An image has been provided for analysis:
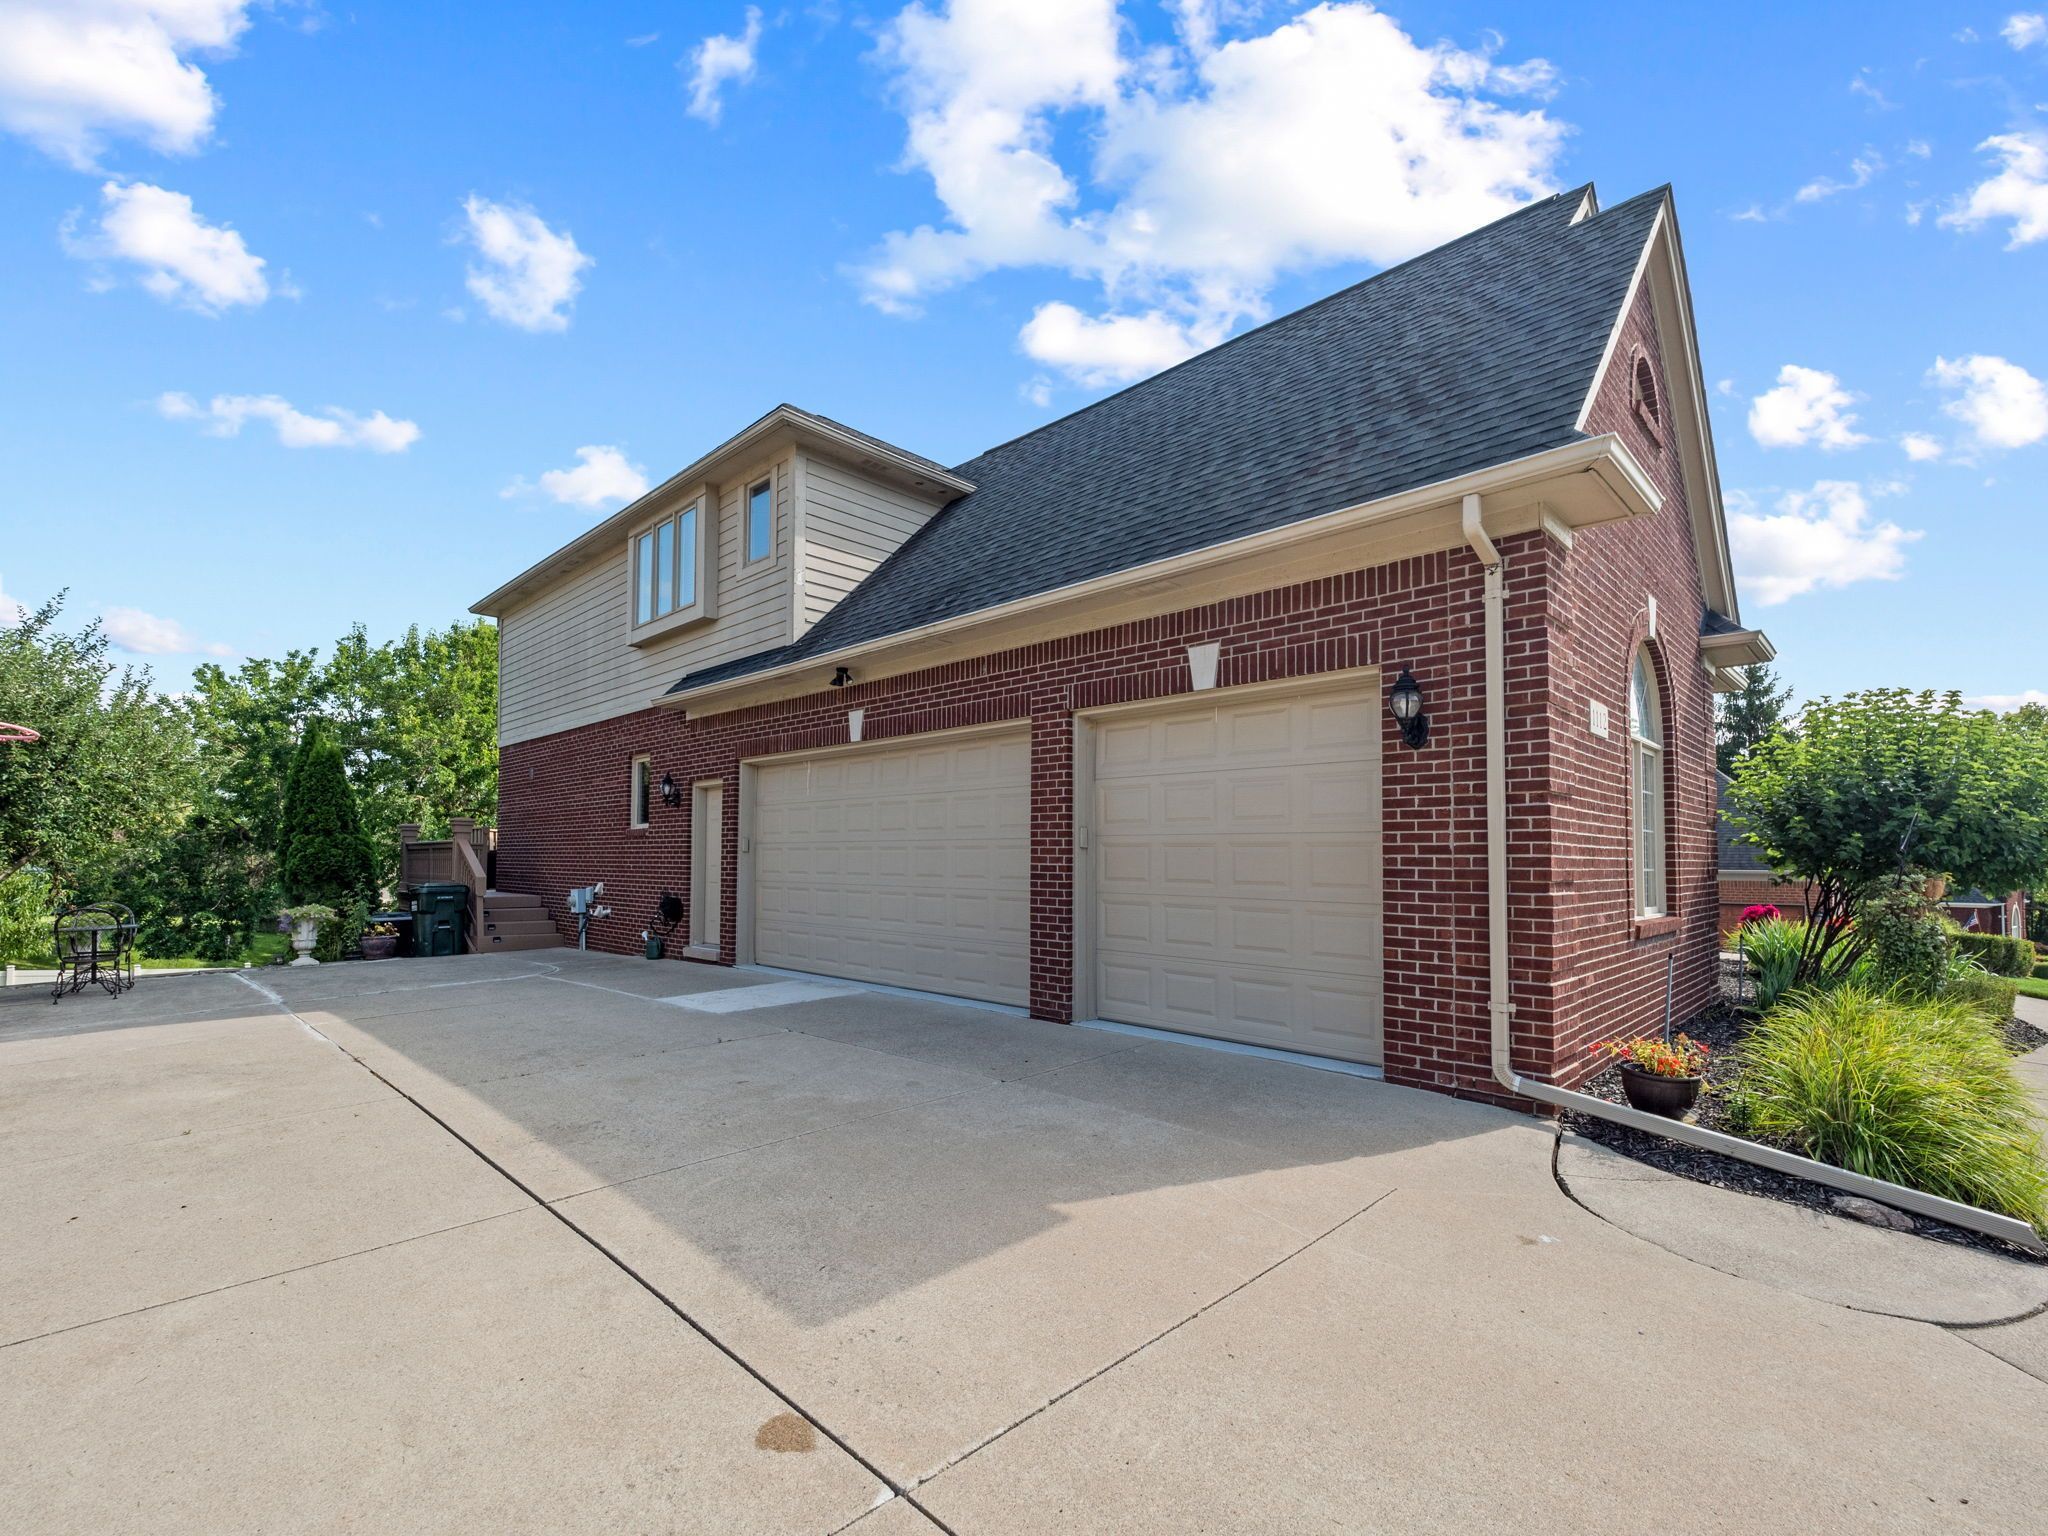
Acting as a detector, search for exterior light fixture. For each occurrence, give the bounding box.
[830,666,854,688]
[658,772,680,807]
[1388,668,1429,749]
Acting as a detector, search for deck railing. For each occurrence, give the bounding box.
[397,821,495,952]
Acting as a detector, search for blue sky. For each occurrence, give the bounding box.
[2,2,2044,712]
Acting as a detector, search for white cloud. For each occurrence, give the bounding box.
[63,180,268,314]
[2004,13,2047,48]
[684,6,763,124]
[100,606,231,657]
[1899,431,1944,461]
[1968,689,2048,710]
[859,1,1565,387]
[1746,364,1870,450]
[1794,149,1883,203]
[1931,353,2048,449]
[505,445,650,510]
[459,194,592,332]
[156,391,421,452]
[1018,301,1222,385]
[1941,132,2048,247]
[1728,480,1921,605]
[0,572,27,627]
[0,1,252,170]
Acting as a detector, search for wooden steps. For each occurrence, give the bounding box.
[477,891,562,953]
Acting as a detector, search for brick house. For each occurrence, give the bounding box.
[476,184,1773,1106]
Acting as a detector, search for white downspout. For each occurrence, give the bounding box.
[1460,493,2045,1254]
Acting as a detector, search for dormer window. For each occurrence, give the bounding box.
[629,493,715,643]
[746,479,774,564]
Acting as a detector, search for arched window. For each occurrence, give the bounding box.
[1631,353,1661,426]
[1629,646,1666,917]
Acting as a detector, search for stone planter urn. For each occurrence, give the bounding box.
[290,919,321,966]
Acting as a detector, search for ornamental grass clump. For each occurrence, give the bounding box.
[1730,986,2048,1231]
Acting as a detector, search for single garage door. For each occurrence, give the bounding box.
[751,729,1030,1006]
[1092,683,1384,1064]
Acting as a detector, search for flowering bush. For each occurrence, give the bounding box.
[1738,903,1781,927]
[1595,1034,1710,1079]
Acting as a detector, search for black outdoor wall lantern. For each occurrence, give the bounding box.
[830,666,854,688]
[658,772,681,807]
[1388,668,1430,749]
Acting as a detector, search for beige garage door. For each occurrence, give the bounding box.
[1092,683,1384,1064]
[751,729,1030,1006]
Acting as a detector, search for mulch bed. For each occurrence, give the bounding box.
[1559,996,2048,1264]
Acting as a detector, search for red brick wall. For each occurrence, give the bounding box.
[1535,286,1724,1086]
[1717,875,1810,939]
[497,286,1722,1107]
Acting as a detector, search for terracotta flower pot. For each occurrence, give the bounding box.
[1619,1063,1702,1119]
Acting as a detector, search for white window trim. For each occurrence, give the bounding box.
[627,485,718,647]
[629,754,652,829]
[742,475,775,568]
[1629,646,1667,919]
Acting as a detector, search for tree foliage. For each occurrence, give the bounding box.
[0,595,195,892]
[1715,663,1793,777]
[279,720,376,907]
[187,620,497,889]
[1725,689,2048,981]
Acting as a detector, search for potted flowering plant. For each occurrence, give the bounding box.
[360,921,400,961]
[278,904,338,966]
[1594,1033,1710,1118]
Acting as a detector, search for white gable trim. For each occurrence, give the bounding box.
[1573,196,1741,624]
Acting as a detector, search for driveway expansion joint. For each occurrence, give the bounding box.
[235,972,965,1536]
[907,1186,1398,1494]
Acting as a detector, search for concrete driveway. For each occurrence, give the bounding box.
[4,952,2046,1534]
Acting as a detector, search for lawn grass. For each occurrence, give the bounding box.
[137,931,292,970]
[2013,975,2048,1001]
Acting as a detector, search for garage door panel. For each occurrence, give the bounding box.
[753,731,1029,1007]
[1092,686,1382,1065]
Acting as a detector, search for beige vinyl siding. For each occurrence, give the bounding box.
[497,458,794,746]
[798,453,944,633]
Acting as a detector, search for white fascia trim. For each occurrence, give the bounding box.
[657,434,1660,713]
[471,406,972,617]
[1572,195,1741,624]
[1574,199,1664,436]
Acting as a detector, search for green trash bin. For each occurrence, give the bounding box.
[413,883,469,958]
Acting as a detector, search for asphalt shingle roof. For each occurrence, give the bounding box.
[670,184,1666,696]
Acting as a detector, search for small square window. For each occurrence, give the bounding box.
[629,755,651,828]
[747,479,773,563]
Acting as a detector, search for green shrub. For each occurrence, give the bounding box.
[280,723,375,909]
[1857,882,1951,997]
[0,867,59,966]
[1953,931,2034,977]
[1731,987,2048,1230]
[1945,966,2019,1024]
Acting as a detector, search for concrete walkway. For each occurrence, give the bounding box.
[4,954,2046,1533]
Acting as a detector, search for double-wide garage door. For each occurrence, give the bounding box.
[1092,684,1384,1065]
[751,731,1031,1006]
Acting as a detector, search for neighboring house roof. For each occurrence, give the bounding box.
[1716,772,1771,875]
[668,183,1668,698]
[1944,889,2004,907]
